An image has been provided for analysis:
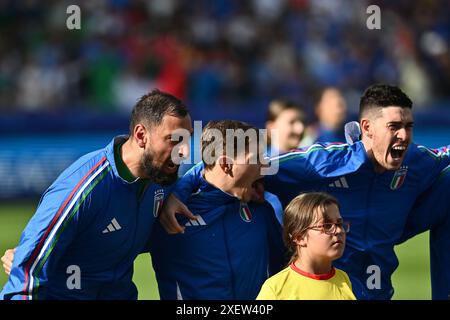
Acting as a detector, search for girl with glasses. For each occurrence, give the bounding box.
[257,192,355,300]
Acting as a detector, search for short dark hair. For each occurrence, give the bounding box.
[265,99,306,123]
[359,84,412,119]
[201,120,259,171]
[129,89,189,134]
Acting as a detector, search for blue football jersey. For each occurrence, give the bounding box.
[149,172,285,300]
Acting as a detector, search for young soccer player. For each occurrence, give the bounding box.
[257,192,355,300]
[149,120,285,300]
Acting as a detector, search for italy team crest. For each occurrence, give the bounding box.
[153,189,165,217]
[390,166,408,190]
[239,202,252,223]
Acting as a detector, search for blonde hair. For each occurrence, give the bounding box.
[283,192,340,265]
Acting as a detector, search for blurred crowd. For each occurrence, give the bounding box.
[0,0,449,114]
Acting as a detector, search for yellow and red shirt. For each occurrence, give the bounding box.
[256,264,356,300]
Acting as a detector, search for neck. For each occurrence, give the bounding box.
[274,143,289,154]
[203,168,241,199]
[361,137,386,174]
[321,121,339,132]
[121,138,145,179]
[294,253,333,275]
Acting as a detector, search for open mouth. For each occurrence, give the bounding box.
[390,145,407,161]
[250,179,265,202]
[164,161,178,173]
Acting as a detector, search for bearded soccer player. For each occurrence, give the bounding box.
[162,84,450,300]
[0,90,193,300]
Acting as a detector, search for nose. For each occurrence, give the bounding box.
[396,127,409,142]
[334,224,345,235]
[293,121,305,135]
[178,143,190,159]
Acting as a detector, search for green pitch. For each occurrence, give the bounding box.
[0,202,431,299]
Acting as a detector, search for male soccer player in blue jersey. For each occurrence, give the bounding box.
[149,120,285,300]
[0,89,193,300]
[161,84,450,300]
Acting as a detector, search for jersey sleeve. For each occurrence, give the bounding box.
[399,168,450,299]
[264,144,359,206]
[264,149,315,189]
[416,144,450,192]
[398,145,450,241]
[256,280,277,300]
[171,162,204,203]
[0,176,95,300]
[399,168,450,243]
[263,193,286,275]
[430,208,450,300]
[342,270,354,290]
[432,145,450,158]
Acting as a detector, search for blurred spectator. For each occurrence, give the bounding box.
[113,61,155,113]
[265,99,307,156]
[302,87,348,145]
[16,53,70,110]
[0,0,449,112]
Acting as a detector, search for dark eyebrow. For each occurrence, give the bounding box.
[168,131,194,140]
[387,121,414,126]
[171,129,194,135]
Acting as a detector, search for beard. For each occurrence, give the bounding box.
[141,148,179,186]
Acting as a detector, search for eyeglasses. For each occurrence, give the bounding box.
[304,221,350,235]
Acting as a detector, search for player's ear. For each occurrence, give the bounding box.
[218,155,234,176]
[360,118,372,139]
[265,121,274,131]
[134,124,148,148]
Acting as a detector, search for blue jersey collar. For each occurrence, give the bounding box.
[351,141,372,168]
[191,171,244,207]
[105,135,140,184]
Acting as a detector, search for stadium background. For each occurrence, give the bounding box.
[1,0,450,299]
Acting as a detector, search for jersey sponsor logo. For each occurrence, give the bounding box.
[153,189,165,217]
[185,215,207,227]
[328,176,349,188]
[102,217,122,234]
[390,166,408,190]
[239,202,252,222]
